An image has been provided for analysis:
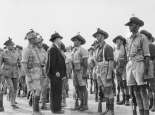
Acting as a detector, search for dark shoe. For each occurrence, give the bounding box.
[40,103,48,110]
[29,96,33,106]
[144,110,149,115]
[95,96,98,102]
[117,100,125,105]
[133,110,137,115]
[0,107,4,112]
[102,99,109,115]
[125,95,130,106]
[11,105,19,109]
[74,99,79,110]
[33,96,40,113]
[150,97,155,112]
[53,110,64,114]
[116,94,120,103]
[79,106,88,111]
[117,94,125,105]
[139,109,144,115]
[98,101,102,112]
[109,98,114,115]
[32,111,42,115]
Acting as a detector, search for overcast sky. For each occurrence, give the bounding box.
[0,0,155,48]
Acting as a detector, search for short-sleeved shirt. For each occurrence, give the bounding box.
[126,32,150,61]
[95,43,114,62]
[72,46,88,64]
[0,49,20,78]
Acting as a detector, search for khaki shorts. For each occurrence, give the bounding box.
[126,60,145,86]
[73,70,86,86]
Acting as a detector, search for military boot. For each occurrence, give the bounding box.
[116,94,120,103]
[102,99,109,115]
[0,93,4,112]
[125,95,130,106]
[139,109,144,115]
[32,96,42,115]
[117,94,125,105]
[29,93,33,107]
[144,110,149,115]
[132,99,137,115]
[61,98,66,107]
[80,93,88,111]
[40,102,47,110]
[74,99,79,110]
[108,98,114,115]
[149,97,153,109]
[98,100,102,113]
[150,93,155,112]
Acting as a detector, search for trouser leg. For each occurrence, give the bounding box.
[40,87,47,110]
[150,92,155,112]
[0,92,4,112]
[74,86,80,110]
[32,89,42,115]
[79,86,88,111]
[12,78,18,104]
[50,79,62,112]
[94,80,98,102]
[116,83,120,103]
[140,85,149,115]
[133,86,144,115]
[102,98,110,115]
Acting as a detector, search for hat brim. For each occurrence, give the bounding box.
[50,36,63,42]
[71,37,86,45]
[125,21,132,26]
[93,32,108,39]
[125,21,144,27]
[4,42,15,46]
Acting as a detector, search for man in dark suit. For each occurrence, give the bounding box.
[46,32,66,114]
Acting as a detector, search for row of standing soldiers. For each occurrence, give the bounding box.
[0,16,155,115]
[0,31,51,115]
[87,16,155,115]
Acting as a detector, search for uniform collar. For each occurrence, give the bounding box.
[130,32,140,39]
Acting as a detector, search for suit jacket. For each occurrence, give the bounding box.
[46,44,66,80]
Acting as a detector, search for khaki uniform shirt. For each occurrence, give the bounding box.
[126,32,150,61]
[72,46,88,86]
[0,48,20,78]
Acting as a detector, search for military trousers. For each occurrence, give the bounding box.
[5,77,18,105]
[49,77,62,112]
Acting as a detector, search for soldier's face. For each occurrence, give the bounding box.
[73,39,80,47]
[7,45,14,50]
[96,34,104,42]
[129,23,140,33]
[37,42,43,48]
[55,38,62,47]
[116,39,122,46]
[29,38,37,45]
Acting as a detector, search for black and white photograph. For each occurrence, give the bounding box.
[0,0,155,115]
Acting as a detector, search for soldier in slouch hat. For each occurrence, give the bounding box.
[125,17,150,115]
[93,28,115,115]
[71,33,89,111]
